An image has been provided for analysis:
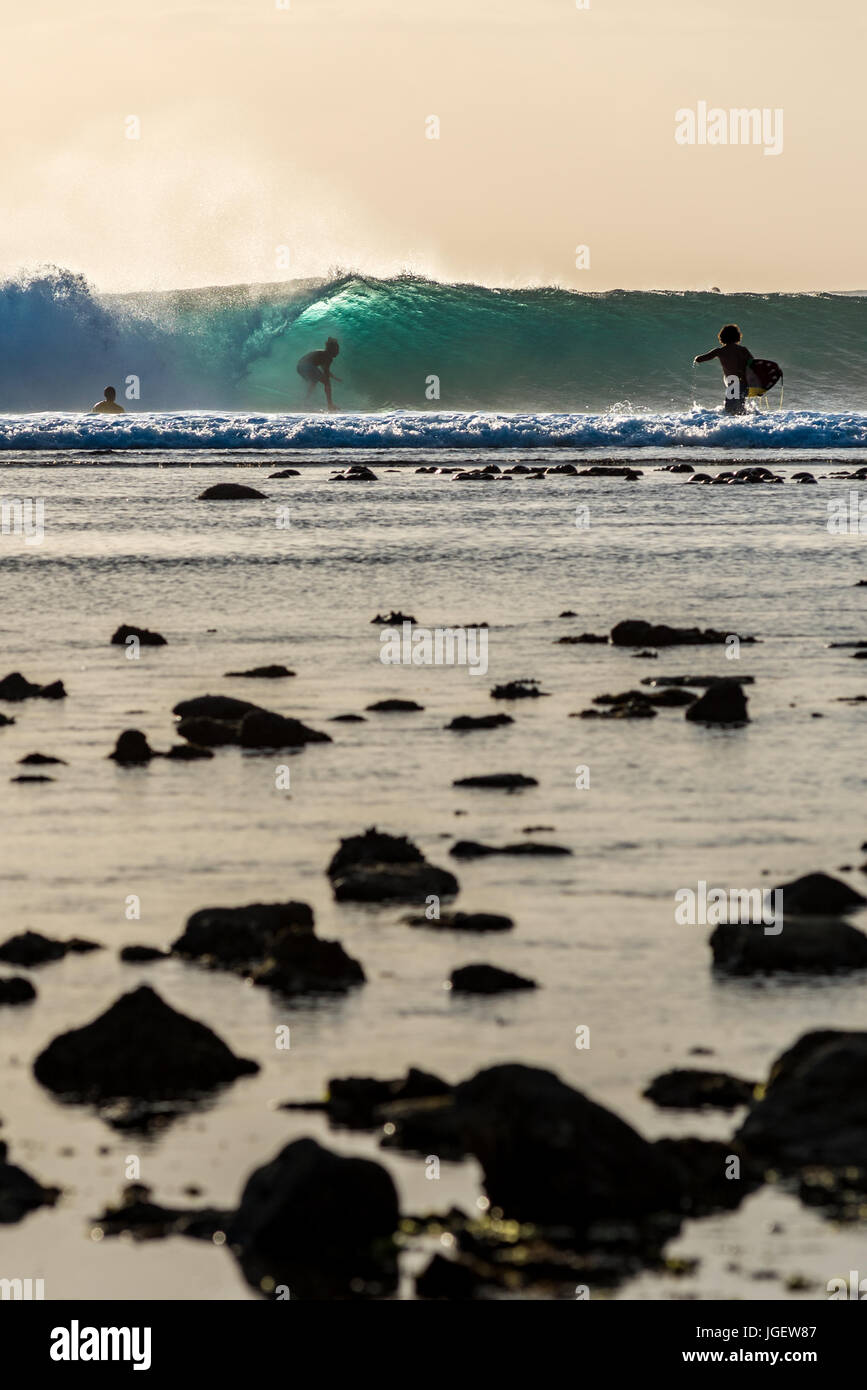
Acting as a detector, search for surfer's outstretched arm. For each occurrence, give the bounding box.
[693,348,721,365]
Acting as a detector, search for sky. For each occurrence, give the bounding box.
[1,0,863,293]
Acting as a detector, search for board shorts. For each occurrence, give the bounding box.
[297,361,325,384]
[724,394,746,415]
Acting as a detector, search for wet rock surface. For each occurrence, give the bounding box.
[684,679,749,724]
[446,713,513,731]
[403,910,514,932]
[710,915,867,974]
[449,964,537,994]
[110,624,167,647]
[33,985,259,1102]
[610,620,755,648]
[109,729,158,764]
[327,827,459,903]
[229,1137,399,1298]
[0,1141,60,1223]
[450,838,571,858]
[453,772,537,789]
[0,931,102,967]
[0,672,66,701]
[198,482,267,500]
[0,976,37,1004]
[225,664,295,679]
[643,1068,757,1111]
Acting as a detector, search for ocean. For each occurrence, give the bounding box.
[2,272,867,1300]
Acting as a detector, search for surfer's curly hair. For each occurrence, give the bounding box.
[718,324,742,344]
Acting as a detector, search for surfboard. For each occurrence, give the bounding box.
[746,359,783,398]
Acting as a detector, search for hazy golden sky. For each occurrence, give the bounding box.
[2,0,863,292]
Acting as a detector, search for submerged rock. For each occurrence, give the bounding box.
[371,611,416,625]
[449,964,537,994]
[173,697,330,751]
[643,1069,757,1111]
[225,665,295,679]
[684,679,749,724]
[327,827,459,903]
[229,1137,399,1299]
[556,632,609,644]
[164,743,214,760]
[655,1137,763,1216]
[737,1030,867,1166]
[0,1141,60,1223]
[331,466,378,482]
[90,1183,227,1241]
[403,910,514,932]
[33,985,259,1101]
[450,839,571,859]
[0,976,37,1005]
[198,482,267,500]
[175,716,241,747]
[610,620,755,648]
[110,624,167,647]
[453,773,537,789]
[119,946,169,963]
[268,468,301,478]
[0,931,101,967]
[366,699,424,712]
[446,713,513,731]
[173,694,261,721]
[18,752,67,765]
[490,679,549,700]
[238,709,331,749]
[282,1067,451,1130]
[0,672,66,701]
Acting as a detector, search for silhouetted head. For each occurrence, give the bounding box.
[718,324,741,345]
[325,337,339,359]
[104,386,117,401]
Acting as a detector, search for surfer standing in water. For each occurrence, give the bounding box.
[89,385,125,415]
[296,337,341,410]
[693,324,753,414]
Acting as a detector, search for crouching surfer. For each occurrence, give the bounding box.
[296,337,341,410]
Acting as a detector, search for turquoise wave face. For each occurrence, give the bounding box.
[1,267,865,413]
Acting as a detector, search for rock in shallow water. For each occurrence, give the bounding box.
[0,976,37,1005]
[684,679,749,724]
[198,482,267,500]
[0,931,101,967]
[33,985,259,1101]
[110,624,167,647]
[643,1068,757,1111]
[0,672,66,701]
[710,914,867,974]
[327,827,459,903]
[0,1141,60,1223]
[737,1030,867,1166]
[229,1137,399,1299]
[449,964,537,994]
[610,620,756,648]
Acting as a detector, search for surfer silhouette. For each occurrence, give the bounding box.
[89,386,125,415]
[296,338,340,410]
[693,324,753,414]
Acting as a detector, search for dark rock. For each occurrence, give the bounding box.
[576,702,656,719]
[119,946,170,963]
[172,902,315,967]
[285,1068,451,1131]
[33,985,259,1101]
[331,466,378,481]
[0,1141,60,1223]
[238,708,331,749]
[229,1137,399,1299]
[446,713,513,731]
[268,468,301,478]
[792,472,817,484]
[0,977,37,1005]
[164,743,214,760]
[329,713,367,722]
[490,679,549,700]
[576,466,642,479]
[643,1069,756,1111]
[684,679,749,724]
[249,933,365,997]
[710,915,867,975]
[371,611,416,625]
[453,773,537,789]
[0,672,66,701]
[737,1031,867,1166]
[559,609,577,617]
[655,1138,762,1215]
[173,694,261,721]
[452,1065,684,1229]
[641,674,754,688]
[110,625,167,647]
[366,699,424,712]
[0,931,102,967]
[403,910,514,932]
[611,621,755,648]
[328,827,459,903]
[0,713,14,726]
[109,729,157,764]
[777,871,866,916]
[557,632,609,644]
[450,839,571,859]
[225,665,295,679]
[90,1183,228,1241]
[11,774,55,783]
[176,716,241,747]
[449,964,537,994]
[18,752,67,765]
[198,483,267,500]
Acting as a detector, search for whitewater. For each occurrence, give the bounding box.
[1,268,866,451]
